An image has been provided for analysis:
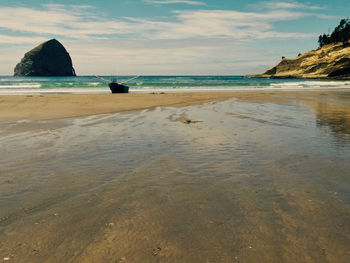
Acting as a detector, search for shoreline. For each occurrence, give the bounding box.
[245,75,350,80]
[1,90,350,122]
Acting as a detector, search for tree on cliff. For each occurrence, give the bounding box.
[318,18,350,47]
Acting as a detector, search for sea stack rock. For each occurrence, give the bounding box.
[14,39,76,76]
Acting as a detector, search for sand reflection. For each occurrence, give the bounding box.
[302,94,350,143]
[0,91,350,262]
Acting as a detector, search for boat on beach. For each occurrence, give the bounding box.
[108,78,129,93]
[95,75,139,94]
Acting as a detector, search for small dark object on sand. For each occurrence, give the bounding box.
[152,247,162,256]
[182,119,202,124]
[109,78,129,93]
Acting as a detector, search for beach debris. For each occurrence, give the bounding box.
[182,119,202,124]
[117,256,127,262]
[34,219,46,225]
[152,247,162,256]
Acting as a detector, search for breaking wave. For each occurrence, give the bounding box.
[0,76,349,94]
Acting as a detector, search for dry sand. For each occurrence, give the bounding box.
[1,90,350,121]
[0,93,237,121]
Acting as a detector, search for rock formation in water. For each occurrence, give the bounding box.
[14,39,76,76]
[246,41,350,79]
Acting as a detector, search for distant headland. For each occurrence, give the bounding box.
[247,19,350,79]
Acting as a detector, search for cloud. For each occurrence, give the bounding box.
[144,0,207,6]
[0,36,303,75]
[0,35,46,44]
[260,1,324,10]
[0,5,136,41]
[142,9,316,39]
[0,4,331,43]
[65,38,278,75]
[0,3,334,74]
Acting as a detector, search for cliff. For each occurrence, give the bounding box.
[247,41,350,79]
[14,39,76,76]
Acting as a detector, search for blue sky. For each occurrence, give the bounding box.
[0,0,348,75]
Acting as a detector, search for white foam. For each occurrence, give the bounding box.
[0,84,41,88]
[0,80,349,95]
[270,80,350,89]
[0,88,110,95]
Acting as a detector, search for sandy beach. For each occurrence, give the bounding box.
[1,90,350,121]
[0,90,350,262]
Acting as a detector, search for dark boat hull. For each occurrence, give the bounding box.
[108,83,129,93]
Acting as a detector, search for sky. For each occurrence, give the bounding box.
[0,0,349,75]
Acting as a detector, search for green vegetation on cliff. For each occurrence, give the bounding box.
[318,18,350,47]
[246,19,350,79]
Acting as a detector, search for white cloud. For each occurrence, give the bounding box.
[261,1,324,10]
[0,4,329,43]
[0,3,334,74]
[65,38,276,75]
[0,35,46,44]
[144,0,207,6]
[0,5,135,40]
[159,9,310,39]
[0,36,314,75]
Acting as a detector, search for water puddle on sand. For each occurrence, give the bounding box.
[0,94,350,263]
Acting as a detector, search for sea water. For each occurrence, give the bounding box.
[0,75,350,94]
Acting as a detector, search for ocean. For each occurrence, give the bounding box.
[1,75,350,94]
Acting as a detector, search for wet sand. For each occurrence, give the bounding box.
[0,90,350,262]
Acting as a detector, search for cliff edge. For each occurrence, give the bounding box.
[246,41,350,79]
[14,39,76,77]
